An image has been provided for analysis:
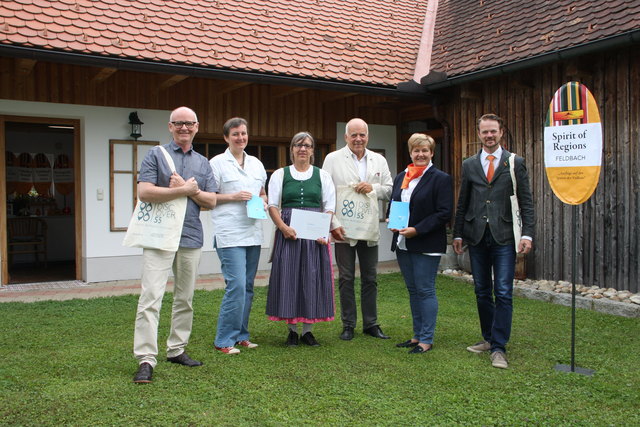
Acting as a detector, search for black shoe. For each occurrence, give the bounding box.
[363,326,390,339]
[167,352,203,367]
[133,362,153,383]
[300,332,320,347]
[340,326,354,341]
[396,339,419,348]
[409,344,433,354]
[286,330,299,346]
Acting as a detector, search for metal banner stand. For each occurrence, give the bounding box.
[554,205,595,376]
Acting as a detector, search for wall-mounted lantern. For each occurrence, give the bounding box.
[129,112,143,140]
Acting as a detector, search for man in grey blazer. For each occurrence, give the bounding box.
[453,114,534,369]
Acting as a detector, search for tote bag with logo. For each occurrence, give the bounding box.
[123,146,188,252]
[509,153,523,251]
[335,185,380,242]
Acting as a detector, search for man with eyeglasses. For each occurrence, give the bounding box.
[133,106,217,383]
[322,118,393,341]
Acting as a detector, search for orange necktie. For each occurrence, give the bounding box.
[486,155,495,182]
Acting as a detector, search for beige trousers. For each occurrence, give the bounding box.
[133,247,202,367]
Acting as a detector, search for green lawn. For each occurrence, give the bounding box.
[1,273,638,426]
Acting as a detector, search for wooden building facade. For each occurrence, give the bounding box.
[0,55,436,285]
[439,45,640,293]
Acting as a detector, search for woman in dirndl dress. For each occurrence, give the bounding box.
[266,132,336,346]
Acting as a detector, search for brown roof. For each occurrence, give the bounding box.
[2,1,639,90]
[429,0,640,79]
[0,0,427,87]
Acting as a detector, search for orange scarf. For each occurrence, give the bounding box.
[401,164,427,189]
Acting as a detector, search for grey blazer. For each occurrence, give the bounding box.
[453,148,534,246]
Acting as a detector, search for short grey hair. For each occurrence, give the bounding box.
[289,131,315,164]
[345,118,368,136]
[169,106,198,123]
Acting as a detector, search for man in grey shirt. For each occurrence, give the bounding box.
[133,106,217,384]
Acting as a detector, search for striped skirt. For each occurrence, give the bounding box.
[266,207,335,323]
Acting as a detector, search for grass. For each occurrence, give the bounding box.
[1,272,638,426]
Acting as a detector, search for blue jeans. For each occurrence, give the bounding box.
[468,229,516,353]
[214,245,261,348]
[396,250,440,344]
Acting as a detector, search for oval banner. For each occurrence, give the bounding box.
[544,81,602,205]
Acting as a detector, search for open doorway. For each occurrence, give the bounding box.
[3,118,79,284]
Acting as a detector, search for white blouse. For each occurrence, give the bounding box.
[209,149,267,248]
[268,166,336,213]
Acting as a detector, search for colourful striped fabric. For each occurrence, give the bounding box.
[546,81,590,126]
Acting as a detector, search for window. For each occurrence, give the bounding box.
[109,139,157,231]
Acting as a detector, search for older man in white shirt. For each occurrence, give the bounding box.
[322,118,393,341]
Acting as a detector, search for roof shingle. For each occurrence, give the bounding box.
[0,0,427,86]
[429,0,640,79]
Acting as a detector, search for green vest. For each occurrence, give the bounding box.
[282,166,322,208]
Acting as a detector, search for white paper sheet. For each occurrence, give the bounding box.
[289,209,331,241]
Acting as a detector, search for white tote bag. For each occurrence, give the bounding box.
[335,185,380,242]
[509,153,523,251]
[122,146,188,252]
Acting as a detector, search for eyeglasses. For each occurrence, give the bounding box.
[293,143,313,149]
[171,121,197,129]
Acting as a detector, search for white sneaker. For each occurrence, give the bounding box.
[490,351,508,369]
[466,340,491,353]
[236,340,258,349]
[215,346,240,354]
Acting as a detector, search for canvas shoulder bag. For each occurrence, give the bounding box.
[509,153,523,251]
[122,146,188,252]
[335,185,380,242]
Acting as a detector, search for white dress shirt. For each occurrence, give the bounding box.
[348,147,368,182]
[481,146,503,178]
[209,149,267,248]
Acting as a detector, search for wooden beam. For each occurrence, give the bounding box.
[15,58,36,75]
[211,80,252,95]
[270,86,307,99]
[319,91,357,103]
[459,84,482,99]
[157,74,188,91]
[92,67,117,83]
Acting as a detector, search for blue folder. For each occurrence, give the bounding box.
[387,201,409,229]
[247,195,267,219]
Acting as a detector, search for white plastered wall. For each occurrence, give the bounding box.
[0,100,398,283]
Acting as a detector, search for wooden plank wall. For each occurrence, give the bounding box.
[444,46,640,292]
[0,57,401,143]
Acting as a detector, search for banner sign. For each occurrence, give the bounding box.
[544,82,602,205]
